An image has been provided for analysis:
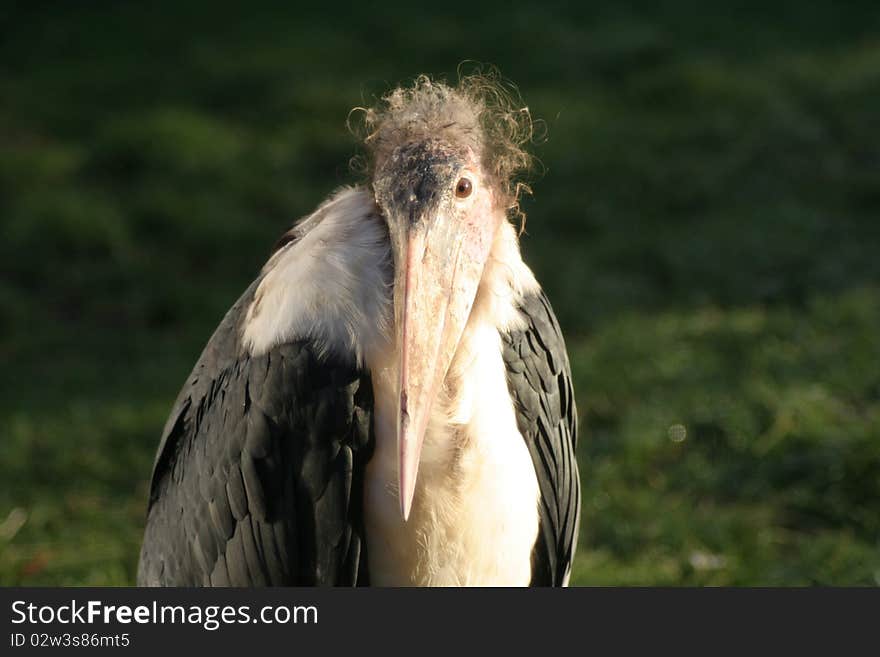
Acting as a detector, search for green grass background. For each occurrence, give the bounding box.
[1,0,879,585]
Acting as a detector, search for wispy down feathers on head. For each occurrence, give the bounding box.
[350,71,537,222]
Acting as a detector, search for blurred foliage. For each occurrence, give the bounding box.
[1,0,879,585]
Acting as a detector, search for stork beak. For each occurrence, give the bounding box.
[393,204,497,520]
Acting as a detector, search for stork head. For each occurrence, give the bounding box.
[359,74,533,520]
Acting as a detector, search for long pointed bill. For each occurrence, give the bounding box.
[394,207,497,520]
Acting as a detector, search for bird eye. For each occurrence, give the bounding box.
[455,177,473,199]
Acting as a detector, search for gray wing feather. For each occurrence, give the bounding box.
[502,290,581,586]
[138,282,373,586]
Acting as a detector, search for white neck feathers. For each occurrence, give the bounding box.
[241,185,539,363]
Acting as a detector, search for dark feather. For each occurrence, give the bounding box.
[137,282,373,586]
[503,289,581,586]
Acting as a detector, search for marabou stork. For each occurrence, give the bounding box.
[138,75,580,586]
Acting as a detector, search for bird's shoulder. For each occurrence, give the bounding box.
[147,275,371,506]
[140,275,374,585]
[149,187,387,494]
